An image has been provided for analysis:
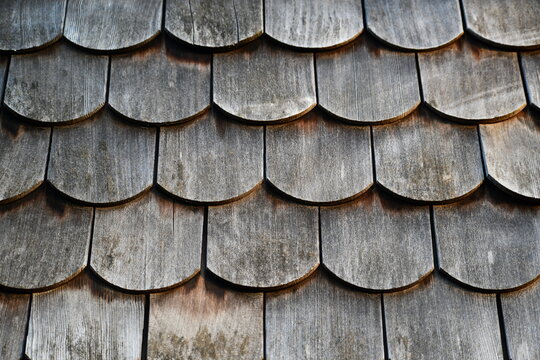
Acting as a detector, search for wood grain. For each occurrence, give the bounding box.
[4,41,108,124]
[148,275,264,360]
[165,0,263,50]
[521,51,540,111]
[64,0,162,51]
[48,109,156,205]
[463,0,540,49]
[317,36,420,123]
[213,39,316,123]
[92,190,203,292]
[265,0,363,49]
[0,112,50,204]
[365,0,463,51]
[109,38,211,124]
[419,38,526,123]
[207,186,319,289]
[266,270,383,360]
[0,0,65,52]
[26,272,145,360]
[384,273,503,360]
[435,185,540,291]
[480,109,540,201]
[0,292,30,360]
[158,109,264,203]
[266,111,372,204]
[373,108,484,203]
[501,280,540,360]
[321,188,433,291]
[0,188,92,290]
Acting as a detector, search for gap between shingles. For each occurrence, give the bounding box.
[380,294,391,360]
[21,295,33,360]
[140,294,151,360]
[232,0,240,43]
[496,294,512,360]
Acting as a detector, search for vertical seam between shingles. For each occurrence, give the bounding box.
[370,126,377,183]
[476,124,488,179]
[141,294,151,360]
[517,52,532,105]
[318,206,322,264]
[457,0,468,32]
[414,53,425,103]
[21,295,33,360]
[153,127,160,186]
[263,125,267,180]
[232,0,240,43]
[1,56,10,102]
[86,207,96,266]
[380,294,391,360]
[201,206,208,275]
[262,292,267,360]
[61,0,69,33]
[496,294,512,360]
[313,53,319,104]
[161,0,167,31]
[429,205,440,270]
[187,0,195,44]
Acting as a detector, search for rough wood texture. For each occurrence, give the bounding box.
[266,111,372,204]
[265,0,363,49]
[435,185,540,291]
[4,41,108,124]
[321,188,433,291]
[165,0,263,49]
[373,108,484,203]
[0,0,65,52]
[27,272,145,360]
[0,188,92,290]
[213,39,316,123]
[463,0,540,49]
[521,51,540,111]
[92,190,203,291]
[365,0,463,50]
[384,273,503,360]
[419,38,526,123]
[207,186,319,289]
[266,270,383,360]
[158,110,263,204]
[480,109,540,201]
[109,38,211,124]
[48,109,156,205]
[148,275,264,360]
[64,0,162,51]
[317,37,420,123]
[501,280,540,360]
[0,112,50,204]
[0,293,30,360]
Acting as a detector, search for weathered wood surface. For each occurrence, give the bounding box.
[435,185,540,291]
[266,111,372,204]
[26,272,145,360]
[64,0,162,51]
[213,39,316,123]
[419,38,526,123]
[265,0,363,49]
[364,0,463,50]
[48,109,156,205]
[266,270,383,360]
[521,52,540,111]
[109,38,211,124]
[0,112,50,204]
[501,281,540,360]
[0,188,92,290]
[148,275,264,360]
[4,41,108,124]
[0,293,30,360]
[317,37,420,123]
[373,108,484,203]
[480,109,540,201]
[158,110,264,203]
[165,0,263,50]
[92,191,203,291]
[384,273,503,360]
[207,186,319,289]
[0,0,65,52]
[463,0,540,49]
[321,188,432,290]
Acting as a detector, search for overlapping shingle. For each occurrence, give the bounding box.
[0,0,65,53]
[0,188,92,291]
[316,36,420,124]
[265,0,363,50]
[266,111,372,204]
[213,39,316,123]
[4,41,108,124]
[165,0,263,50]
[91,190,203,292]
[365,0,463,51]
[64,0,162,52]
[419,37,526,123]
[321,188,433,291]
[521,51,540,110]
